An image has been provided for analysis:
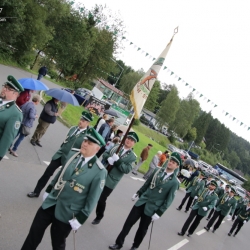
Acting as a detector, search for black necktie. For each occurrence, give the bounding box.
[75,157,85,171]
[160,172,167,181]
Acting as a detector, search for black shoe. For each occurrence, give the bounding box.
[30,141,36,146]
[204,226,210,231]
[187,233,192,237]
[206,217,210,221]
[178,232,185,236]
[233,234,236,237]
[36,141,42,147]
[27,192,39,198]
[132,172,137,175]
[92,219,101,225]
[130,247,137,250]
[176,208,181,211]
[212,229,215,233]
[109,244,122,250]
[228,233,232,236]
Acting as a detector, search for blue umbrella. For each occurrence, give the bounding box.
[45,88,79,106]
[18,78,49,90]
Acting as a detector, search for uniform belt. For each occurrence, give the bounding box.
[239,214,247,219]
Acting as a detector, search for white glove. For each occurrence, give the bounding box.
[69,218,81,230]
[152,213,160,222]
[194,196,198,200]
[112,153,120,162]
[227,214,232,220]
[243,220,247,224]
[43,192,49,201]
[131,193,139,201]
[202,207,207,211]
[107,157,114,165]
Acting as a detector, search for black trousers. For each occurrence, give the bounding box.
[207,210,225,230]
[208,208,215,219]
[21,206,72,250]
[95,185,113,220]
[116,204,152,248]
[34,157,62,195]
[178,192,193,211]
[181,208,204,234]
[229,218,244,235]
[232,207,240,220]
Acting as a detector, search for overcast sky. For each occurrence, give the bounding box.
[80,0,250,142]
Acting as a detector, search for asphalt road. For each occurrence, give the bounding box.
[0,65,249,250]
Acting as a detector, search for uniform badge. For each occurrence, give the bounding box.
[15,121,21,130]
[100,180,105,190]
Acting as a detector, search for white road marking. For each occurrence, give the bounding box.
[168,239,189,250]
[130,176,145,182]
[196,229,206,235]
[43,161,50,166]
[3,155,9,160]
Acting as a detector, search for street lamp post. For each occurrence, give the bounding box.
[110,58,124,87]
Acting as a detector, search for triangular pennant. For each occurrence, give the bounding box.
[199,94,203,98]
[152,57,156,61]
[185,83,189,86]
[229,115,232,119]
[163,66,167,70]
[225,112,229,116]
[170,71,174,75]
[167,69,170,73]
[207,99,210,103]
[240,122,243,126]
[248,127,250,131]
[233,117,236,121]
[214,104,217,108]
[174,75,178,79]
[192,88,196,92]
[244,124,247,128]
[182,80,185,83]
[130,42,133,45]
[149,55,152,59]
[122,36,126,40]
[178,77,181,81]
[146,53,149,57]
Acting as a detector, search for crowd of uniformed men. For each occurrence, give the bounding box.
[0,75,249,250]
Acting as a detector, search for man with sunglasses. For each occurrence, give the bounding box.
[0,75,24,162]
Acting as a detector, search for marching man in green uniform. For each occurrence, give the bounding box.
[0,75,24,162]
[92,131,139,225]
[109,152,181,250]
[176,171,206,213]
[228,199,250,236]
[232,194,249,220]
[21,128,107,250]
[178,180,218,237]
[27,111,93,198]
[205,187,237,233]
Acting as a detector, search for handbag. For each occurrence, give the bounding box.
[21,124,31,136]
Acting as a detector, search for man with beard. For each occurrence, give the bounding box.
[0,75,24,162]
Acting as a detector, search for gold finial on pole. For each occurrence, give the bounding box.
[174,26,179,35]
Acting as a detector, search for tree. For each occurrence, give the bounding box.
[144,80,160,112]
[156,85,180,127]
[228,150,241,169]
[184,127,197,142]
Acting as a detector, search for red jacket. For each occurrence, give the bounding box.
[16,90,31,107]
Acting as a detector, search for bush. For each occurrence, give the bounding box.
[159,140,166,147]
[169,134,176,143]
[133,119,140,126]
[49,70,58,79]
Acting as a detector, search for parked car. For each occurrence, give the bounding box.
[198,160,213,173]
[180,150,191,158]
[235,186,246,198]
[168,144,178,152]
[229,179,237,185]
[187,150,199,160]
[64,88,93,105]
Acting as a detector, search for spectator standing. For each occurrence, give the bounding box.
[30,97,59,147]
[109,124,118,140]
[10,94,40,157]
[143,151,162,180]
[16,88,34,107]
[98,118,114,143]
[132,144,153,175]
[158,150,169,168]
[94,114,108,131]
[37,65,48,80]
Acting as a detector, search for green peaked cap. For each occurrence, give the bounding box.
[230,187,237,194]
[127,131,139,143]
[210,180,218,187]
[81,111,93,122]
[84,128,105,146]
[6,75,24,92]
[170,152,182,166]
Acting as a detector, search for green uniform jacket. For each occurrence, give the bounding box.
[192,188,218,216]
[236,197,248,210]
[43,149,107,224]
[186,177,205,198]
[135,167,179,217]
[52,126,88,166]
[236,205,250,222]
[216,193,237,216]
[103,145,136,190]
[216,187,224,199]
[0,101,22,157]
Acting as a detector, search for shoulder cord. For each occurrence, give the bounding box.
[54,151,80,199]
[150,168,162,189]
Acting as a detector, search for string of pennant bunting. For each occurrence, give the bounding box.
[119,36,250,131]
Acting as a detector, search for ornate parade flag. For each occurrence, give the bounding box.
[130,28,178,119]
